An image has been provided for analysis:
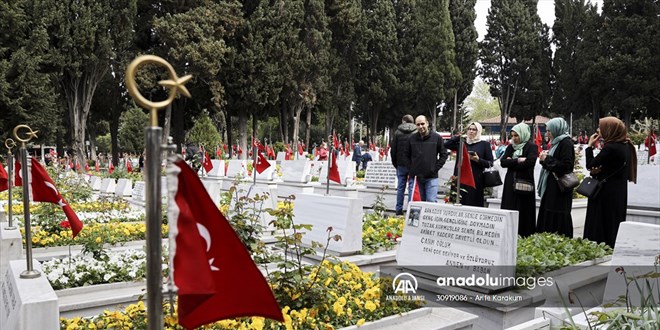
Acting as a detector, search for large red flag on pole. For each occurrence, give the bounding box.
[30,158,83,237]
[459,144,476,189]
[168,158,283,330]
[109,161,115,174]
[255,152,271,174]
[0,162,8,192]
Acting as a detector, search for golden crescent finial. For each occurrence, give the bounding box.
[12,125,38,146]
[125,55,192,127]
[5,138,17,152]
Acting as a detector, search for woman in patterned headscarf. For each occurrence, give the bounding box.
[536,118,575,238]
[583,117,637,247]
[500,123,538,237]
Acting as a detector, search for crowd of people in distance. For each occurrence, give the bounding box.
[390,114,648,248]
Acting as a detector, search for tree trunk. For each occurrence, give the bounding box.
[225,111,233,151]
[238,111,248,160]
[305,106,312,152]
[325,111,334,141]
[88,129,97,161]
[162,103,171,142]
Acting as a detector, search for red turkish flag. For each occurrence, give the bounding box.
[333,133,339,149]
[126,160,132,173]
[202,152,214,173]
[285,144,292,160]
[14,159,22,186]
[535,127,543,154]
[109,161,115,174]
[328,152,341,184]
[85,163,89,172]
[75,161,80,172]
[411,176,422,202]
[459,144,476,189]
[0,162,8,192]
[168,159,283,329]
[95,162,100,172]
[255,152,271,174]
[298,144,303,156]
[30,158,83,237]
[215,146,222,158]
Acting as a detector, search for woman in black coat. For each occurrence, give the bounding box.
[501,123,538,237]
[536,118,575,237]
[444,122,494,207]
[583,117,637,248]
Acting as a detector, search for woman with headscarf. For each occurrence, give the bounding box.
[500,123,538,237]
[444,122,494,206]
[536,118,575,237]
[583,117,637,248]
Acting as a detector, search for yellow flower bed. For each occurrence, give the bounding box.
[5,200,129,215]
[26,222,167,248]
[60,261,422,329]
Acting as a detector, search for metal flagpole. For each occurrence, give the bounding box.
[5,139,17,230]
[13,125,40,278]
[455,137,464,206]
[126,55,192,330]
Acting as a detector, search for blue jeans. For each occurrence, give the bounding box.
[410,177,439,202]
[396,166,414,213]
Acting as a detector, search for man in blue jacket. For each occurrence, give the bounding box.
[405,115,449,202]
[352,141,363,172]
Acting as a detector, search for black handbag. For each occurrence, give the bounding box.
[553,172,580,192]
[576,162,626,198]
[576,177,601,198]
[483,167,503,187]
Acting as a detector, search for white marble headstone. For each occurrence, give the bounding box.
[89,176,101,191]
[318,159,355,185]
[132,181,146,201]
[276,152,286,162]
[603,222,660,306]
[0,260,59,330]
[293,193,363,255]
[225,160,247,179]
[207,159,225,177]
[363,161,397,188]
[250,160,276,181]
[99,178,117,194]
[114,178,133,196]
[281,160,312,183]
[202,180,223,206]
[397,202,519,278]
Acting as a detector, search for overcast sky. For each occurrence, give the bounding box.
[475,0,604,41]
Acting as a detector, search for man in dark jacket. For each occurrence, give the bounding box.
[390,114,417,215]
[405,115,449,202]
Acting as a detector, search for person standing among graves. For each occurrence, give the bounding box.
[645,127,656,162]
[444,122,494,207]
[583,117,637,248]
[405,115,449,203]
[352,141,363,172]
[536,117,575,238]
[500,123,538,237]
[390,114,417,215]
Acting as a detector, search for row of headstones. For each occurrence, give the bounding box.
[86,175,149,202]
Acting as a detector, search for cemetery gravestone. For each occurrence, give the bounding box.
[318,159,355,185]
[603,222,660,306]
[89,176,101,191]
[251,160,276,181]
[99,178,117,194]
[281,160,312,183]
[132,181,146,202]
[115,178,133,196]
[363,161,397,188]
[1,260,59,330]
[276,152,286,162]
[293,193,362,255]
[207,159,225,177]
[225,160,247,179]
[397,202,519,280]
